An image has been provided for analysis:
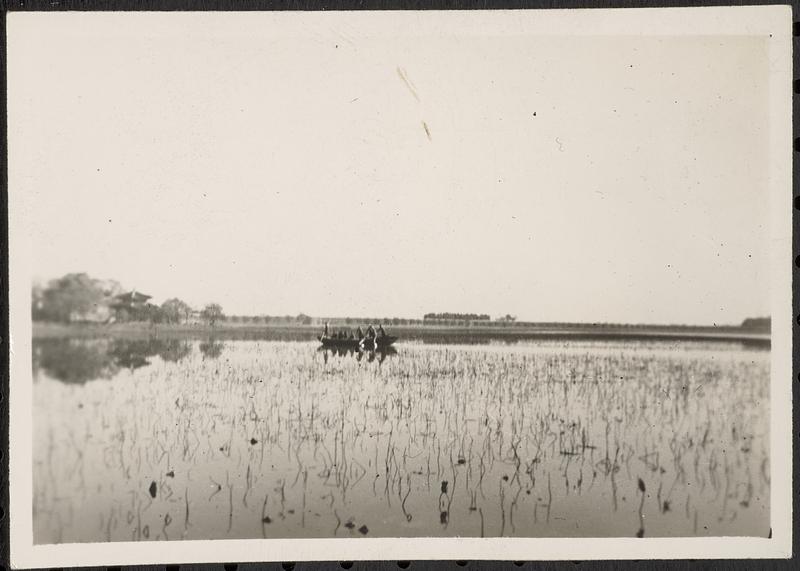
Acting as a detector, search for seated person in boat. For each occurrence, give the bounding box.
[366,325,376,339]
[356,326,364,339]
[378,324,386,337]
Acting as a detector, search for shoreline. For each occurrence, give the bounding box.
[32,321,771,347]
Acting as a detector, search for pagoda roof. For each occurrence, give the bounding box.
[113,291,152,303]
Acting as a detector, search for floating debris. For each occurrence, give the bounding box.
[148,481,157,498]
[358,525,369,535]
[166,470,175,478]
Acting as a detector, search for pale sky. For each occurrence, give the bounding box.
[9,13,772,325]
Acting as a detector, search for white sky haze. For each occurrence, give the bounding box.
[9,13,772,325]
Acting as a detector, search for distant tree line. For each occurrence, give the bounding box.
[34,272,769,333]
[424,312,491,321]
[224,313,313,325]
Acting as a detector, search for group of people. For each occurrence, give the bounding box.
[322,322,387,340]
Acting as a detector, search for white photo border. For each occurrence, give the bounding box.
[6,6,793,567]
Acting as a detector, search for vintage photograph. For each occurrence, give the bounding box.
[7,6,792,566]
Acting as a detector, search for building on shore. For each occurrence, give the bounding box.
[110,290,152,322]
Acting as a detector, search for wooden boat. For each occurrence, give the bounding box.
[318,335,398,349]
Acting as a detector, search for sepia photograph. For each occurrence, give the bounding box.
[6,5,792,567]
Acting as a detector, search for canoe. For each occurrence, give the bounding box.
[318,335,398,349]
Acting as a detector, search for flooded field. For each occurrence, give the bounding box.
[32,337,770,543]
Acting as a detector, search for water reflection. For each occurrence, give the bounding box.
[32,338,770,542]
[34,338,119,384]
[199,339,225,360]
[159,339,193,363]
[33,337,195,384]
[34,336,397,384]
[318,345,397,364]
[110,339,157,370]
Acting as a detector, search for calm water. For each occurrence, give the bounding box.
[32,336,770,543]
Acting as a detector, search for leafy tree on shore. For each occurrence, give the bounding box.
[143,303,165,324]
[201,303,224,326]
[741,317,770,330]
[35,273,120,323]
[161,298,192,324]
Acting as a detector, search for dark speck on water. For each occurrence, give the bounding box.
[344,520,355,529]
[250,438,258,445]
[502,475,509,481]
[638,478,646,493]
[166,470,174,478]
[358,525,369,535]
[262,516,272,524]
[148,481,157,498]
[441,481,448,494]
